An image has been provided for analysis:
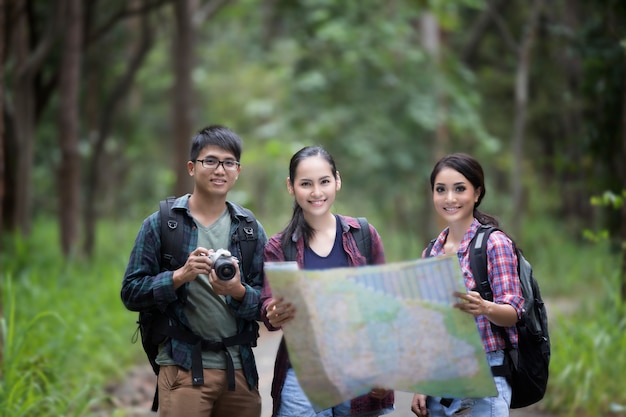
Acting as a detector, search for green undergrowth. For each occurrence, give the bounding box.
[541,266,626,417]
[0,219,143,416]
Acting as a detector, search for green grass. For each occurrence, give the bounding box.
[1,219,143,416]
[0,216,625,416]
[541,267,626,417]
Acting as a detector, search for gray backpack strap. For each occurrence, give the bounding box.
[425,238,436,257]
[353,217,372,264]
[469,224,497,301]
[229,203,258,280]
[282,237,297,262]
[160,196,184,270]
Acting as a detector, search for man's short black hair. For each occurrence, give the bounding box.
[190,125,243,162]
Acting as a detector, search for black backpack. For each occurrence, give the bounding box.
[426,225,551,408]
[469,225,550,409]
[281,217,372,264]
[134,196,259,411]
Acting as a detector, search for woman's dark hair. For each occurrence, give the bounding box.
[430,153,500,227]
[281,146,338,248]
[189,125,243,162]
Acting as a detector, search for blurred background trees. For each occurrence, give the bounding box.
[2,0,625,265]
[2,1,626,415]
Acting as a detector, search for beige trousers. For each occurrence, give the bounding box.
[158,366,261,417]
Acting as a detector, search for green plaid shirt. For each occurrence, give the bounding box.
[122,194,267,389]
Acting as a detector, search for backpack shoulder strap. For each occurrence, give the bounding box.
[353,217,372,264]
[469,225,498,302]
[282,237,296,262]
[469,225,516,352]
[425,238,436,257]
[230,203,258,278]
[160,196,185,270]
[281,217,372,263]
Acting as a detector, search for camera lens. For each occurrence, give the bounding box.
[214,257,236,280]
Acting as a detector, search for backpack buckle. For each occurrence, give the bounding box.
[242,226,254,240]
[167,220,178,230]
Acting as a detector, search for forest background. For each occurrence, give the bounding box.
[1,0,625,416]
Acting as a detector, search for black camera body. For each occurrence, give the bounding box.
[209,249,238,280]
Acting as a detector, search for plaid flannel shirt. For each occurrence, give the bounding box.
[425,218,524,353]
[121,194,267,389]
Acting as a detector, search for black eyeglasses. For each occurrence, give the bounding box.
[195,158,240,171]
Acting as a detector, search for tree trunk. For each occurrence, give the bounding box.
[172,0,196,197]
[621,59,626,303]
[510,0,542,237]
[82,0,154,256]
[0,0,5,372]
[420,12,448,234]
[12,1,36,236]
[0,0,5,243]
[58,0,83,256]
[8,1,61,235]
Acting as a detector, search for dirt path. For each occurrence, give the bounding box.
[104,325,555,416]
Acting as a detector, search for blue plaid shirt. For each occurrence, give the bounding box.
[121,194,267,389]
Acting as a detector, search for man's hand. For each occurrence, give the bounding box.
[172,247,212,289]
[208,250,246,301]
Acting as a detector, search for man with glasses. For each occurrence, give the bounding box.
[122,125,267,417]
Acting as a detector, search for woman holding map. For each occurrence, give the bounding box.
[411,153,524,417]
[260,146,395,417]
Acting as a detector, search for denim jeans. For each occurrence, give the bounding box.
[277,368,392,417]
[426,350,511,417]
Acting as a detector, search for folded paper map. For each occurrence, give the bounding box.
[264,255,497,411]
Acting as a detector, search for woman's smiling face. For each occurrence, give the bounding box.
[288,155,341,219]
[432,167,480,225]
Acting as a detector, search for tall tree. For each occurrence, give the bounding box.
[58,0,83,255]
[0,0,5,244]
[619,59,626,303]
[6,1,61,235]
[0,0,5,370]
[509,0,543,236]
[420,11,448,233]
[171,0,230,196]
[82,0,156,256]
[172,0,196,197]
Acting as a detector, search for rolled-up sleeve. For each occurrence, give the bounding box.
[260,234,286,330]
[121,213,179,312]
[368,224,386,265]
[487,231,525,318]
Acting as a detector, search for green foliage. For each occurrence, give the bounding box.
[513,216,620,298]
[589,190,625,211]
[584,190,626,246]
[0,219,142,416]
[544,268,626,416]
[1,277,77,416]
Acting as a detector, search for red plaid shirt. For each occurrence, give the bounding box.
[424,219,524,353]
[261,215,394,416]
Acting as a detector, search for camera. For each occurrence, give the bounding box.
[209,249,238,280]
